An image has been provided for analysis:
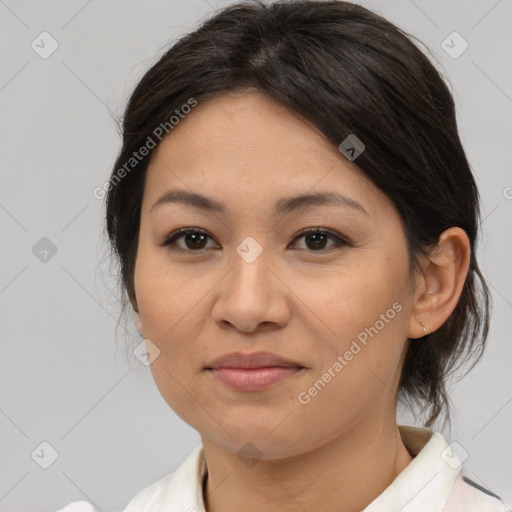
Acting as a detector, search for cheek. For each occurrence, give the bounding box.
[303,257,411,411]
[135,235,194,314]
[133,244,205,361]
[311,258,408,346]
[134,255,210,422]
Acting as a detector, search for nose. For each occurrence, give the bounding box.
[211,242,291,334]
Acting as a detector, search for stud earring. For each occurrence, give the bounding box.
[419,321,429,336]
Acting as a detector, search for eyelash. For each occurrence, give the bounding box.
[160,227,350,254]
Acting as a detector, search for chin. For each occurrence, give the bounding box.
[200,421,314,461]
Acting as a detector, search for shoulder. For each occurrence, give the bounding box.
[52,471,180,512]
[122,444,205,511]
[443,473,511,512]
[53,502,96,512]
[53,445,204,512]
[121,469,179,511]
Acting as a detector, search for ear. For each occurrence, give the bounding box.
[128,291,142,331]
[407,227,471,339]
[135,311,143,334]
[128,287,139,313]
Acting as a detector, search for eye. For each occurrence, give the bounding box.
[160,227,217,253]
[290,227,349,252]
[160,226,349,254]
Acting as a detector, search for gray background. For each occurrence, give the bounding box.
[1,0,511,511]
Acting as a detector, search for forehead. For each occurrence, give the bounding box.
[142,91,389,218]
[156,91,338,168]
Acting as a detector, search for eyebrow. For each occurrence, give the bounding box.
[150,189,369,216]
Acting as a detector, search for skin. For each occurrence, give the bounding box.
[132,90,470,512]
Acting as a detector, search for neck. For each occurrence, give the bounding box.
[202,420,414,512]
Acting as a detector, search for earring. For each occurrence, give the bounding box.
[419,321,429,336]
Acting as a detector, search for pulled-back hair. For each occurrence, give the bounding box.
[105,0,491,428]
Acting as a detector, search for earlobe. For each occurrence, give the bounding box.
[130,292,143,334]
[135,311,143,336]
[407,227,471,340]
[129,289,139,314]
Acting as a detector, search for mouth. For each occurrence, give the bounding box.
[206,366,305,391]
[204,351,306,392]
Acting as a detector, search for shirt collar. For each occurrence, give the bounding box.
[363,425,461,512]
[149,424,460,512]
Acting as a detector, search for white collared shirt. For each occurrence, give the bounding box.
[56,425,510,512]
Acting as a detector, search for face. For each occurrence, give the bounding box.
[133,90,417,459]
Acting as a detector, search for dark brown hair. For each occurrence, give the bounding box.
[104,0,491,428]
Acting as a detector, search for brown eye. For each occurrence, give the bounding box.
[290,228,349,252]
[161,228,216,252]
[160,226,349,254]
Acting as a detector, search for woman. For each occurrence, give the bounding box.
[57,1,509,510]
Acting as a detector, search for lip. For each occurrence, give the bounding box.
[205,351,304,370]
[204,351,306,392]
[208,367,305,391]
